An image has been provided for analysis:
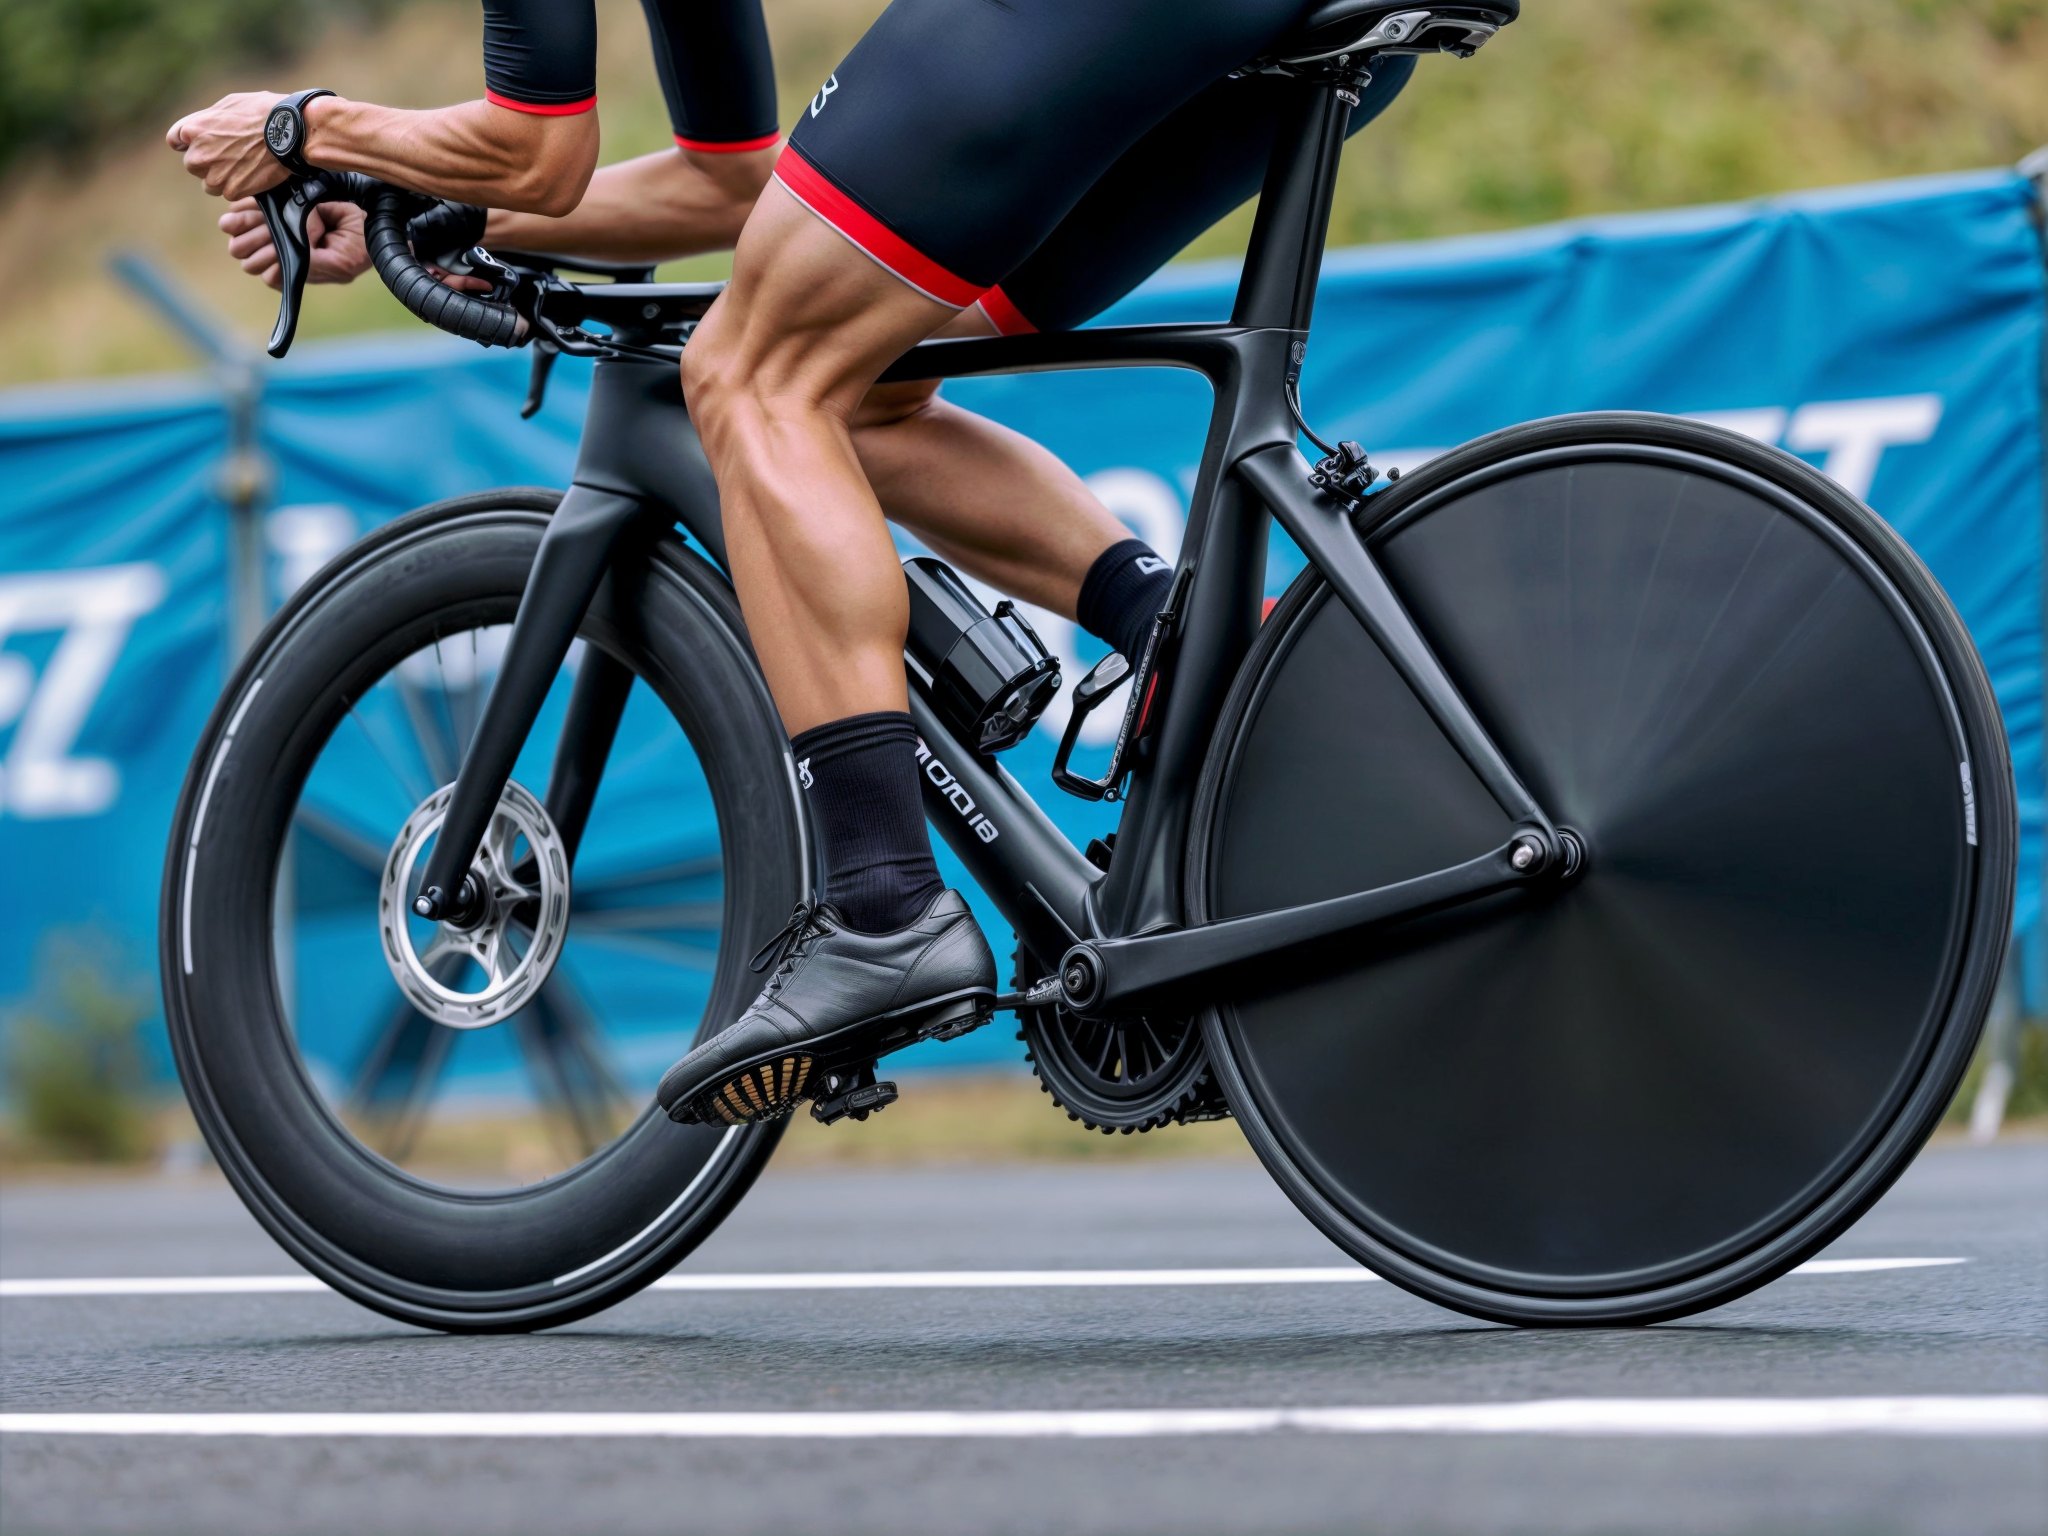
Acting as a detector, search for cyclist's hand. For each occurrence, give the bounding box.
[220,197,370,289]
[168,91,291,200]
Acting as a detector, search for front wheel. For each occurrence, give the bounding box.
[161,490,807,1332]
[1190,413,2014,1325]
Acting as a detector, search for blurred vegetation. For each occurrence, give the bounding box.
[0,0,393,181]
[1294,0,2048,252]
[2,927,162,1163]
[1947,1019,2048,1127]
[0,0,2042,384]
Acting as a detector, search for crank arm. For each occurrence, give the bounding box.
[1055,829,1576,1016]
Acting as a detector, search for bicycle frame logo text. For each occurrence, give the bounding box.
[914,739,999,843]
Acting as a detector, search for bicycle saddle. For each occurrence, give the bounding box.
[1264,1,1517,66]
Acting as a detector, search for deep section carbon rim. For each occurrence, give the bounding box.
[161,493,805,1330]
[1192,416,2013,1324]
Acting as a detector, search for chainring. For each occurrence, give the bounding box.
[1013,948,1228,1133]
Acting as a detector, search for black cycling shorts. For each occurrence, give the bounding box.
[480,0,779,152]
[779,0,1414,332]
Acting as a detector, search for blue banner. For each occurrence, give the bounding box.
[2,167,2042,1084]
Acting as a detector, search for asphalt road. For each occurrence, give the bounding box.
[3,1139,2044,1536]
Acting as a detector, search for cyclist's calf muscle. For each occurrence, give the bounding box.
[683,183,962,733]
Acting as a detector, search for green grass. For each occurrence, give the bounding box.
[1,0,2041,387]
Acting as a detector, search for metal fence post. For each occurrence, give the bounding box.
[107,252,272,660]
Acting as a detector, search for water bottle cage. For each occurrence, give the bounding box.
[1050,565,1190,803]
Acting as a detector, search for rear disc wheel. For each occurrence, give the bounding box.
[1191,414,2014,1325]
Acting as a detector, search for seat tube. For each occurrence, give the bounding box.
[1231,75,1356,333]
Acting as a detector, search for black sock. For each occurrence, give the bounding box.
[790,711,944,935]
[1077,538,1174,664]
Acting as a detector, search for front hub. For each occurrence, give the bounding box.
[376,779,571,1029]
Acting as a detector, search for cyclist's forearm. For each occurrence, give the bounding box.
[304,97,599,217]
[483,146,777,262]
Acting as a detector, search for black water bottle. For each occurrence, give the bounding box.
[902,557,1061,754]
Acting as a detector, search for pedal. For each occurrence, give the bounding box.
[810,1063,898,1125]
[926,994,994,1042]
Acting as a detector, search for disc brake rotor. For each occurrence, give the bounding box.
[377,779,570,1030]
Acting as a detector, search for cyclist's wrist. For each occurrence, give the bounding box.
[297,93,353,173]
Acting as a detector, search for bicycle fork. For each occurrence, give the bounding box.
[410,484,644,923]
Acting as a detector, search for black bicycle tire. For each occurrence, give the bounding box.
[1189,412,2015,1326]
[160,489,805,1333]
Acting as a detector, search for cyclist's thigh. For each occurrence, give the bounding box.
[783,0,1312,308]
[988,59,1414,334]
[638,0,779,151]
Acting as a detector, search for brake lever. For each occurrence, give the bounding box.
[255,172,359,358]
[521,338,560,420]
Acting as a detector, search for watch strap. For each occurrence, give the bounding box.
[264,88,336,177]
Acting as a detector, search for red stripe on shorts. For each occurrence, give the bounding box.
[774,149,986,309]
[977,286,1039,336]
[675,131,782,153]
[486,91,596,116]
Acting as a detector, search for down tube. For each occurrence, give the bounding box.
[906,692,1099,963]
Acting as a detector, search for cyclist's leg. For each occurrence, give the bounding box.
[682,185,942,738]
[688,0,1315,725]
[664,0,1315,1124]
[853,369,1132,619]
[986,59,1414,333]
[846,59,1415,629]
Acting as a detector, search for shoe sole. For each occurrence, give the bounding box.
[667,988,994,1126]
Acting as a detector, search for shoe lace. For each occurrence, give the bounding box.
[747,900,825,993]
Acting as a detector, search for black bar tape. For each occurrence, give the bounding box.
[364,188,523,349]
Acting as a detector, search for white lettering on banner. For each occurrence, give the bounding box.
[921,396,1938,751]
[0,564,167,820]
[266,504,355,600]
[1684,408,1788,445]
[1783,395,1943,500]
[1382,395,1943,498]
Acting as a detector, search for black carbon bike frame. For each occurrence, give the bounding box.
[405,73,1572,1024]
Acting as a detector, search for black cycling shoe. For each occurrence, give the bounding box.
[658,889,998,1126]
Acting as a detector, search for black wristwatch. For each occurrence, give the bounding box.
[263,88,336,178]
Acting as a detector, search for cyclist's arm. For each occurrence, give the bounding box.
[483,144,775,261]
[214,141,777,290]
[169,92,599,215]
[168,0,616,214]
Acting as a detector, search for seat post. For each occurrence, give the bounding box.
[1230,74,1357,333]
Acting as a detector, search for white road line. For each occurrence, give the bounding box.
[652,1267,1380,1290]
[2,1398,2042,1440]
[0,1257,1968,1300]
[0,1277,329,1297]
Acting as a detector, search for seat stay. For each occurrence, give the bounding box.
[1236,443,1557,838]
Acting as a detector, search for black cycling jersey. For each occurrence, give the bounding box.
[480,0,778,151]
[779,0,1413,331]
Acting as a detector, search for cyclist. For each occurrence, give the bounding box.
[654,0,1425,1127]
[170,0,1415,1128]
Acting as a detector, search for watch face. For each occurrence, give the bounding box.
[265,107,299,157]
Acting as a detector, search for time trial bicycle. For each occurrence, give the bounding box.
[161,0,2014,1332]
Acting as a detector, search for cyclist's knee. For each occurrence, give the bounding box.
[678,317,737,422]
[852,379,943,431]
